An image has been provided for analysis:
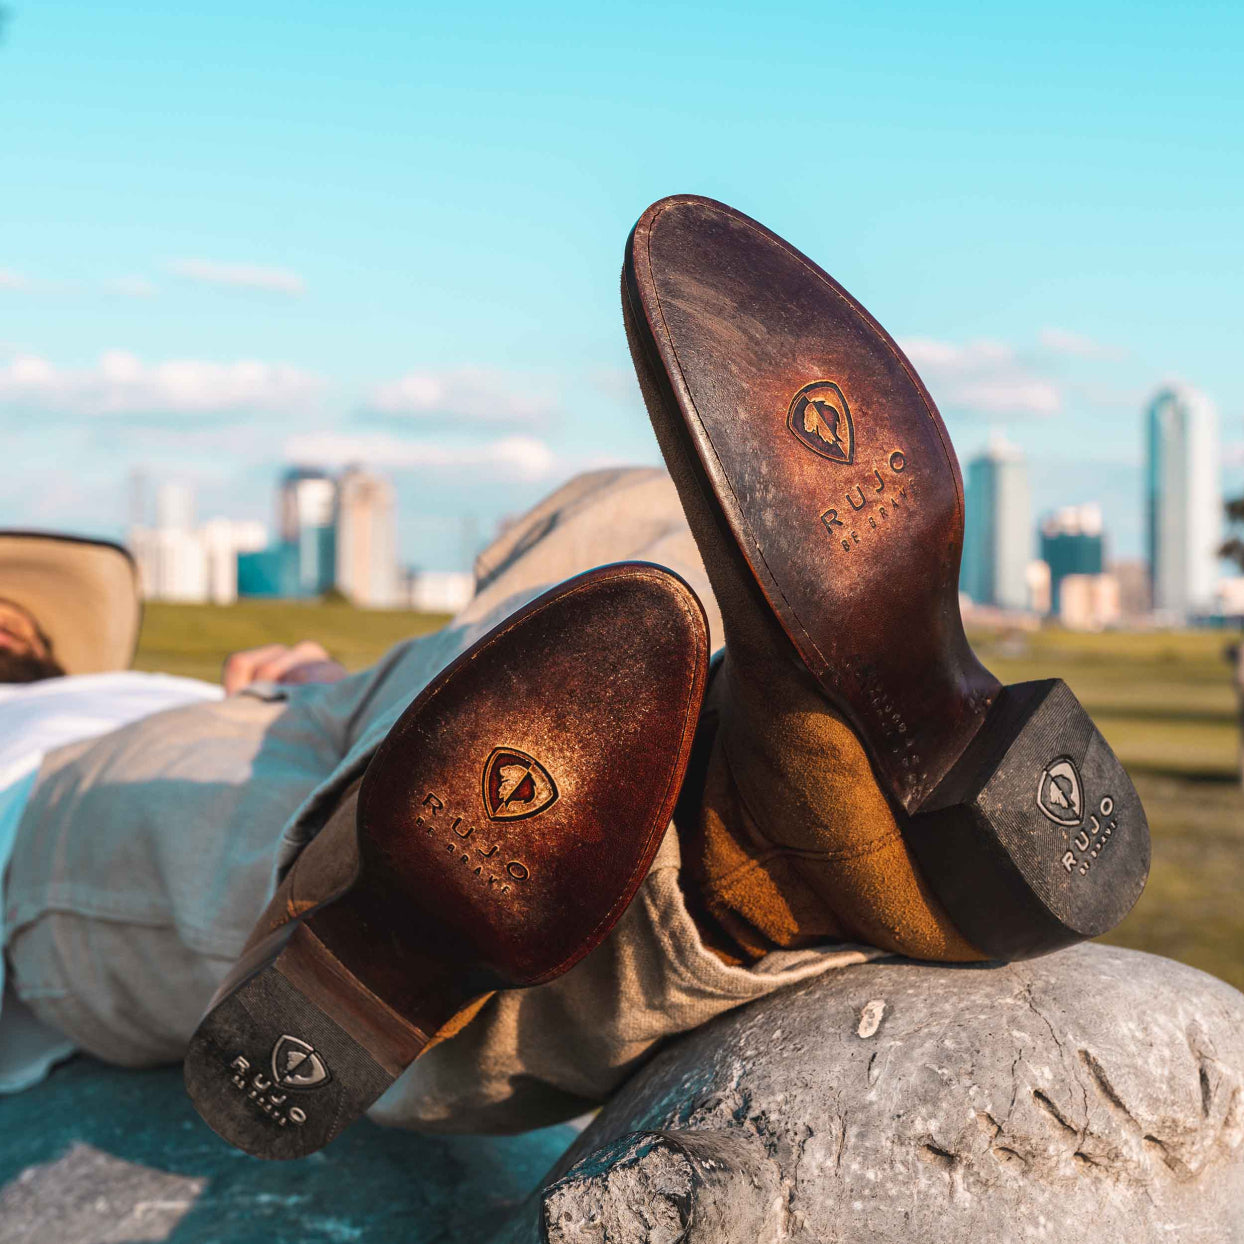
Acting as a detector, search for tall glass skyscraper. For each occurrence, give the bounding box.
[1145,385,1220,620]
[960,436,1031,610]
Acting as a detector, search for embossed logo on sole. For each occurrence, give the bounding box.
[482,747,558,821]
[1037,757,1083,827]
[271,1035,331,1090]
[787,380,855,464]
[228,1039,328,1129]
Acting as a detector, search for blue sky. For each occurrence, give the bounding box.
[1,1,1240,568]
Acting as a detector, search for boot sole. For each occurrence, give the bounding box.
[184,563,709,1157]
[623,195,1148,958]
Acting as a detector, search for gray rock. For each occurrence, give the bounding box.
[542,1128,785,1243]
[511,944,1244,1243]
[0,1143,205,1243]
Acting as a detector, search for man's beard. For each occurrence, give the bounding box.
[0,649,66,683]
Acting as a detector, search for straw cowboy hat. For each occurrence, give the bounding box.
[0,531,141,674]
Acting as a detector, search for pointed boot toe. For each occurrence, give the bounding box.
[624,195,1148,961]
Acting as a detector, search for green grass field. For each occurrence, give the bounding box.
[973,626,1243,988]
[136,603,1244,989]
[133,600,452,684]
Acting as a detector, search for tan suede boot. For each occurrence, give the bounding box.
[625,195,1150,962]
[184,563,708,1159]
[681,654,981,963]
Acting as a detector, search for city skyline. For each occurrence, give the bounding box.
[135,377,1244,616]
[131,466,475,612]
[1,3,1240,569]
[136,378,1244,624]
[958,383,1237,627]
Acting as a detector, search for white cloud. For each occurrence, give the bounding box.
[1039,327,1126,360]
[587,366,641,402]
[0,270,158,297]
[368,368,558,424]
[0,350,323,415]
[899,337,1062,416]
[166,259,307,295]
[283,431,557,480]
[106,275,158,298]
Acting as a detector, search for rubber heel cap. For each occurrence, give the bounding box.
[908,679,1150,961]
[184,962,395,1161]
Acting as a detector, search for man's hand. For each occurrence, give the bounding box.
[222,641,349,695]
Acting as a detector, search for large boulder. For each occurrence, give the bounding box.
[514,944,1244,1243]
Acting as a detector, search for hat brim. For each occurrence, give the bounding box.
[0,532,141,674]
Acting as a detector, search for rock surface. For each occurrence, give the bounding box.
[0,1057,574,1243]
[6,945,1243,1243]
[509,944,1244,1242]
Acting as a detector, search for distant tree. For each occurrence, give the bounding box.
[1222,496,1244,572]
[1223,496,1244,787]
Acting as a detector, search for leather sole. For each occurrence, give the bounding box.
[623,194,1149,959]
[184,562,709,1158]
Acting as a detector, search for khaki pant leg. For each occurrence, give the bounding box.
[4,686,343,1065]
[7,467,875,1118]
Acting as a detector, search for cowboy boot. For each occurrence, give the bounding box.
[184,562,708,1159]
[624,195,1149,964]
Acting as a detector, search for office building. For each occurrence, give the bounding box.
[407,570,475,615]
[1146,385,1220,620]
[202,517,268,603]
[1217,578,1244,619]
[336,467,399,608]
[156,482,195,533]
[129,484,266,604]
[1059,573,1121,632]
[278,469,337,597]
[237,544,302,599]
[1026,560,1051,615]
[960,437,1030,611]
[1110,559,1152,620]
[1040,504,1105,614]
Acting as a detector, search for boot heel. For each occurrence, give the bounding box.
[907,680,1150,960]
[183,920,428,1160]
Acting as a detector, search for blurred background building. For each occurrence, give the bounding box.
[130,464,474,613]
[1035,503,1122,630]
[279,469,338,598]
[239,466,401,604]
[1040,504,1104,614]
[1145,384,1220,623]
[335,467,399,608]
[1058,572,1121,632]
[1110,559,1152,621]
[405,569,475,613]
[129,483,266,604]
[1217,578,1244,620]
[960,436,1030,612]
